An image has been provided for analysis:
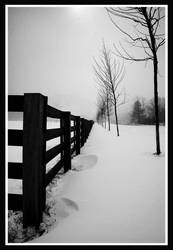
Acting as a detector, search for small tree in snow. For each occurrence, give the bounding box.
[93,42,125,136]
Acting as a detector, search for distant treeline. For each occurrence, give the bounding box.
[130,97,165,125]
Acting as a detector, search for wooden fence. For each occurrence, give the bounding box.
[8,93,94,228]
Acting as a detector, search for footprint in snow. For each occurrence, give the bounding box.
[61,197,79,211]
[49,197,79,221]
[72,154,98,171]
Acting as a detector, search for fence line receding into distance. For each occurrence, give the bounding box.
[8,93,94,228]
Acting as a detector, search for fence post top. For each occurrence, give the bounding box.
[24,93,48,98]
[63,111,71,115]
[75,116,81,121]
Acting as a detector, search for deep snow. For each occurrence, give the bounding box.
[25,123,166,244]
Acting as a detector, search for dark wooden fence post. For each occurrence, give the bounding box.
[81,118,84,147]
[63,111,71,172]
[23,93,47,228]
[60,117,64,162]
[74,118,76,153]
[86,120,89,140]
[84,119,87,143]
[76,116,80,155]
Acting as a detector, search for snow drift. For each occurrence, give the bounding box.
[27,123,166,244]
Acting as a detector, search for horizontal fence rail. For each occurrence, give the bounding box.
[46,143,64,164]
[8,130,23,146]
[46,128,64,141]
[8,163,23,179]
[8,95,24,112]
[8,93,94,228]
[46,105,64,119]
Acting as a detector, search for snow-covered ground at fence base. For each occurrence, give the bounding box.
[28,123,166,244]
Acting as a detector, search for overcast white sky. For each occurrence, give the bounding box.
[8,6,166,120]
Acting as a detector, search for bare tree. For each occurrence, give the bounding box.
[93,42,125,136]
[106,7,165,154]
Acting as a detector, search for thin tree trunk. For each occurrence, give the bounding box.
[143,8,161,155]
[114,104,119,136]
[106,94,111,131]
[112,88,120,136]
[153,57,161,154]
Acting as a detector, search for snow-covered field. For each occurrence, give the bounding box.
[8,123,166,244]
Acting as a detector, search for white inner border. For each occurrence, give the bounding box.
[5,4,168,246]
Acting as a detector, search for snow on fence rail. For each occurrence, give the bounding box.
[8,93,94,228]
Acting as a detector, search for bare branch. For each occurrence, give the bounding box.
[106,6,165,61]
[113,43,153,62]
